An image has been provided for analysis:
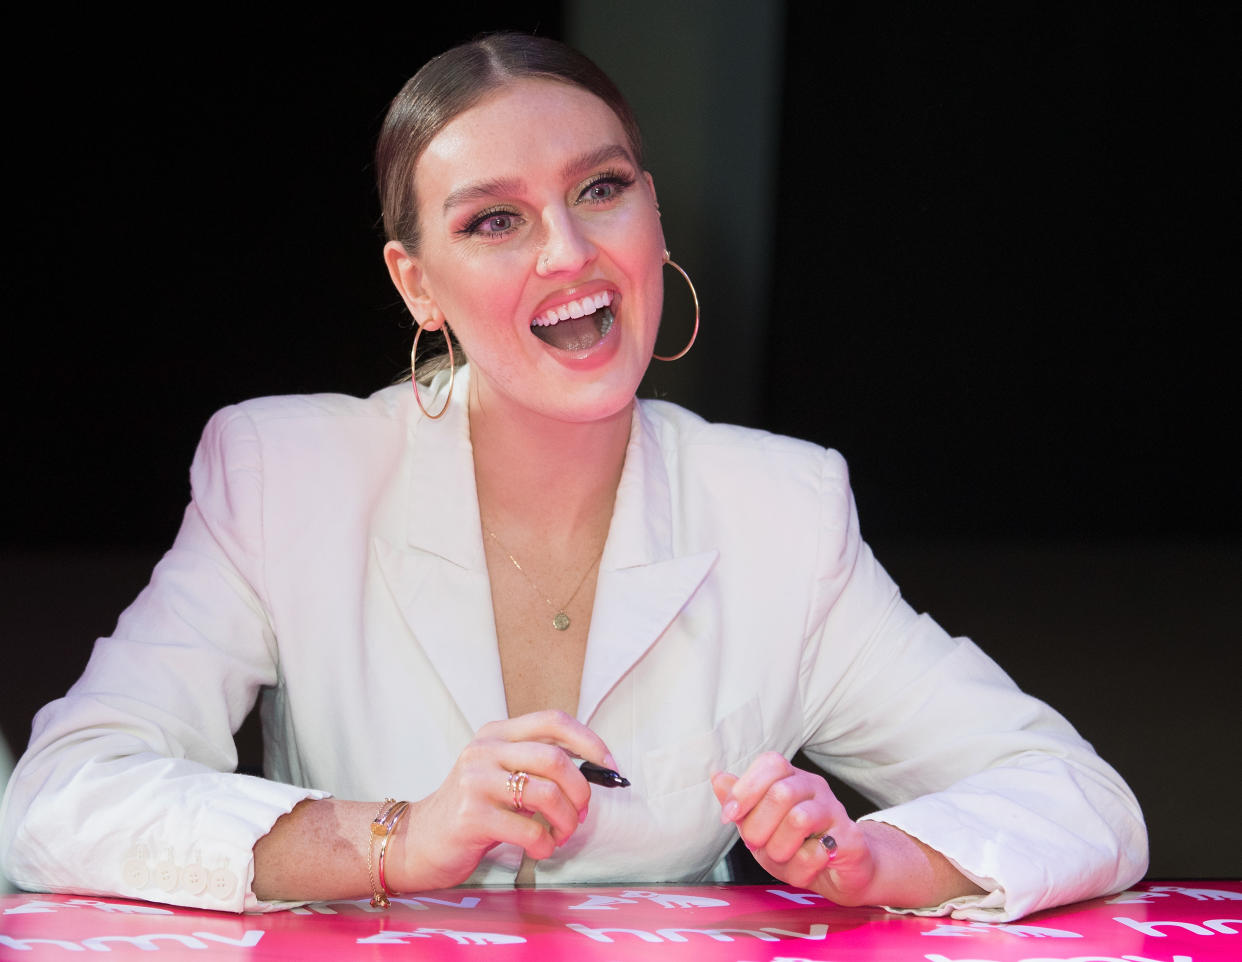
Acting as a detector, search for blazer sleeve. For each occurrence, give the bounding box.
[0,405,328,912]
[796,450,1148,922]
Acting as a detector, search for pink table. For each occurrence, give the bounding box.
[2,880,1239,960]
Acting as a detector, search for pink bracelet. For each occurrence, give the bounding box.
[368,798,410,908]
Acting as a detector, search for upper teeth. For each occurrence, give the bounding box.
[532,291,613,327]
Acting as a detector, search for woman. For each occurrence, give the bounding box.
[0,34,1146,920]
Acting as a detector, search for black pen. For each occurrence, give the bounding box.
[579,760,631,788]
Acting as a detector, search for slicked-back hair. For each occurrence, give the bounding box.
[376,32,644,256]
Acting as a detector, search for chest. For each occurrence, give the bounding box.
[483,541,600,719]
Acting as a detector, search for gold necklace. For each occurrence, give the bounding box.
[485,528,603,631]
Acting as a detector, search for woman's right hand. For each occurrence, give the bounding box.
[391,710,615,891]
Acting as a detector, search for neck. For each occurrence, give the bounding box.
[468,381,632,550]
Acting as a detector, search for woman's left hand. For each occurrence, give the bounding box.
[713,752,985,909]
[712,752,878,905]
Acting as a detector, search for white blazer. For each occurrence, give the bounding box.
[0,368,1147,919]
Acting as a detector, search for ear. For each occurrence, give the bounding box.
[383,240,444,329]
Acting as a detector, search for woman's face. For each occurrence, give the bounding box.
[389,78,666,426]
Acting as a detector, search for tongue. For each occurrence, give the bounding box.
[532,306,614,352]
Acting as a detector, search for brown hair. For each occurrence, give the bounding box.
[376,32,645,256]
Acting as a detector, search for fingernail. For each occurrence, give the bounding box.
[579,807,589,824]
[721,800,739,823]
[603,753,618,769]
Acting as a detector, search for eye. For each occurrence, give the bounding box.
[479,213,514,233]
[577,170,635,206]
[460,207,522,238]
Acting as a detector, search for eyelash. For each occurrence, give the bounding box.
[460,206,521,238]
[458,169,638,239]
[576,169,636,205]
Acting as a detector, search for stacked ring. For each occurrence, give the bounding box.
[506,771,529,811]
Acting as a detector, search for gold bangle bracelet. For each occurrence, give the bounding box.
[368,798,410,908]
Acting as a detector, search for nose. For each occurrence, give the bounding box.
[536,208,596,276]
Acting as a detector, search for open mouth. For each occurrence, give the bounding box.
[530,291,616,352]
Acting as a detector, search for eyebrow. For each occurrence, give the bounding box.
[560,143,634,181]
[441,176,525,216]
[440,144,636,215]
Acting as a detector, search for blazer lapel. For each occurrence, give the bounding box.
[374,373,717,732]
[578,404,717,724]
[374,368,510,735]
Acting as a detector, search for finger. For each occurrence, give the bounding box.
[711,771,739,819]
[724,756,847,838]
[759,833,838,889]
[492,806,559,861]
[453,775,567,862]
[721,752,796,820]
[737,776,819,853]
[502,772,582,847]
[452,741,588,833]
[478,710,618,768]
[762,798,832,863]
[769,816,876,896]
[497,742,596,812]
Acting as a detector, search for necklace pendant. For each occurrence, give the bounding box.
[552,611,571,631]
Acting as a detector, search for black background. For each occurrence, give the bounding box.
[766,4,1237,542]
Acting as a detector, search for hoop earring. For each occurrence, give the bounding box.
[653,251,700,362]
[410,320,455,420]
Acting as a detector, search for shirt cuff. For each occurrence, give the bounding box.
[858,806,1012,922]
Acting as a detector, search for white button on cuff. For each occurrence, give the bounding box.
[180,863,208,895]
[121,859,150,890]
[208,867,238,900]
[118,843,240,902]
[153,859,179,893]
[121,846,151,890]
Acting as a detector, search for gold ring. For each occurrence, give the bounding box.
[506,771,529,812]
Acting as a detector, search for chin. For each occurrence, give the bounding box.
[552,386,638,426]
